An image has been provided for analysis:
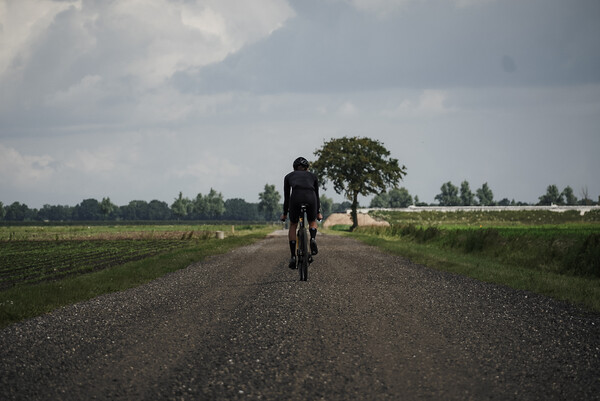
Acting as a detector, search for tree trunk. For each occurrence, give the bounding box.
[350,192,359,231]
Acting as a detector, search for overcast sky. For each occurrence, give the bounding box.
[1,0,599,208]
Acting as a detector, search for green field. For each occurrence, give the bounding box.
[0,224,272,328]
[340,210,600,312]
[0,239,194,290]
[0,224,255,241]
[371,208,600,226]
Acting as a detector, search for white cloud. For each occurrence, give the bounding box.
[49,74,103,105]
[66,148,118,174]
[338,101,358,116]
[383,90,454,117]
[0,0,295,130]
[175,153,241,180]
[344,0,414,16]
[454,0,495,8]
[0,0,80,77]
[95,0,294,86]
[417,90,452,113]
[339,0,491,17]
[1,0,599,209]
[0,143,56,186]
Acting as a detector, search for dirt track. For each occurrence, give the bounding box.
[1,231,599,400]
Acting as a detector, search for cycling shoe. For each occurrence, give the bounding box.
[310,239,318,255]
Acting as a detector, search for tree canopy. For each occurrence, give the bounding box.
[370,187,413,208]
[171,192,190,220]
[100,197,116,220]
[319,195,333,217]
[258,184,281,221]
[538,184,563,206]
[460,181,475,206]
[562,186,577,205]
[537,184,579,206]
[476,182,495,206]
[311,136,406,229]
[435,182,460,206]
[202,188,226,219]
[3,181,597,223]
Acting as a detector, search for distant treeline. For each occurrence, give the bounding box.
[0,189,352,223]
[2,183,597,223]
[371,183,599,208]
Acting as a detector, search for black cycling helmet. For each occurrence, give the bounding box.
[293,157,309,170]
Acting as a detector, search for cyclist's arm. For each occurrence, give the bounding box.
[313,174,321,214]
[282,175,291,215]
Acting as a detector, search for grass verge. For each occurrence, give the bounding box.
[327,225,600,313]
[0,227,271,328]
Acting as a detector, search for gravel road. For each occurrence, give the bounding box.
[1,231,599,400]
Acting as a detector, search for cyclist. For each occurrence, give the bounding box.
[280,157,323,269]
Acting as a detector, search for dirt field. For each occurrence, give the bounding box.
[1,232,598,400]
[322,212,390,228]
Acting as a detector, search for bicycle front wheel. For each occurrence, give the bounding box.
[297,226,309,281]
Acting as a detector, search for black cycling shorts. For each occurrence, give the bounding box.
[289,190,317,224]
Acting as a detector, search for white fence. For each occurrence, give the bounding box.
[352,205,600,216]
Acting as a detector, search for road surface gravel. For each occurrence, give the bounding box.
[1,231,599,400]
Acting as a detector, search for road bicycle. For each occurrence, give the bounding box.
[296,203,312,281]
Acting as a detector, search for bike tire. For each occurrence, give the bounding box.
[301,226,309,281]
[298,226,309,281]
[296,226,303,280]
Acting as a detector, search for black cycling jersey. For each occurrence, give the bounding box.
[283,170,321,223]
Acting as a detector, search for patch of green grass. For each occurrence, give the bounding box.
[0,224,251,241]
[372,209,600,226]
[0,227,271,328]
[337,219,600,312]
[350,232,600,311]
[330,224,352,232]
[0,239,194,289]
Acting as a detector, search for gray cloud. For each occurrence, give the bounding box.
[174,0,600,94]
[501,55,516,73]
[0,0,294,135]
[1,0,599,208]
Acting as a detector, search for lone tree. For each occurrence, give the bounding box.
[312,136,406,230]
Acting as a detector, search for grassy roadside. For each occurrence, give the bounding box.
[0,227,272,328]
[371,209,600,226]
[0,224,259,241]
[325,223,600,312]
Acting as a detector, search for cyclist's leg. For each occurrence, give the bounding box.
[287,222,298,269]
[304,197,319,255]
[308,220,318,255]
[288,207,300,268]
[288,197,301,255]
[288,222,298,259]
[288,222,298,242]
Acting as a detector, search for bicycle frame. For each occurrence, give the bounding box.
[296,204,311,281]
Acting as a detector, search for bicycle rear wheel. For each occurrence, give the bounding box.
[297,225,309,281]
